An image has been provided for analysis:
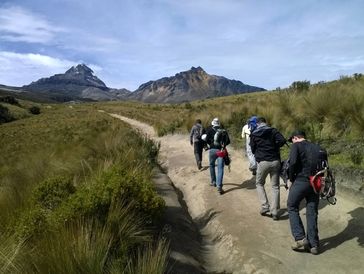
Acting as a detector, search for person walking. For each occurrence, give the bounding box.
[190,119,205,170]
[242,116,257,175]
[250,117,286,220]
[287,130,320,255]
[205,117,230,195]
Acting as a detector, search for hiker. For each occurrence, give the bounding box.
[190,119,205,170]
[205,117,230,195]
[287,130,320,255]
[250,117,286,220]
[241,116,257,175]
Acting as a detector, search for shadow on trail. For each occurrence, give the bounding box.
[223,177,256,194]
[320,207,364,253]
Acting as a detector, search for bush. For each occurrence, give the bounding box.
[29,106,41,115]
[0,96,19,106]
[0,104,14,124]
[32,176,76,210]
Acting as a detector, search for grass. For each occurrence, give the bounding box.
[98,73,364,170]
[0,103,168,273]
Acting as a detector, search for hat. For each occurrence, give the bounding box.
[288,130,306,142]
[211,117,220,126]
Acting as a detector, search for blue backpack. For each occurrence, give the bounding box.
[248,116,258,132]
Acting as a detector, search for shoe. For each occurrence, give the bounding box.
[218,188,224,195]
[291,238,309,251]
[272,215,279,221]
[260,208,271,216]
[210,181,216,187]
[310,247,319,255]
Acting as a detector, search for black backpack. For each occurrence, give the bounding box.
[308,144,337,205]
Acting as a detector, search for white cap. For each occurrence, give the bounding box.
[211,117,220,126]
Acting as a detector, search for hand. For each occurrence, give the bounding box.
[287,180,293,189]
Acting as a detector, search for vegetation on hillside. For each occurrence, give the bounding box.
[99,73,364,170]
[0,105,168,273]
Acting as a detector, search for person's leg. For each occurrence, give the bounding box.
[246,139,257,173]
[193,142,201,168]
[306,190,320,249]
[256,161,270,213]
[287,180,307,241]
[216,156,225,191]
[209,149,218,185]
[269,160,281,217]
[197,141,204,169]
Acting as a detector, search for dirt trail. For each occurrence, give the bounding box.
[110,114,364,274]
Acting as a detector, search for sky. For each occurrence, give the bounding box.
[1,0,364,91]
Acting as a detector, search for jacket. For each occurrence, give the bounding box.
[190,123,204,143]
[205,125,230,149]
[250,124,286,162]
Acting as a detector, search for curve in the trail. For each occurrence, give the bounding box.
[109,113,364,274]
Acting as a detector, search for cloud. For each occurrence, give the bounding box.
[0,51,77,86]
[0,5,63,44]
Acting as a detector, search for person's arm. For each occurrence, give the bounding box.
[250,135,256,154]
[190,126,194,145]
[273,129,287,147]
[288,144,298,181]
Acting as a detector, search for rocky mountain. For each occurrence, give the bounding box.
[11,64,264,103]
[129,66,265,103]
[22,64,131,101]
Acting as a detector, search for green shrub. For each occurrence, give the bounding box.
[29,106,41,114]
[32,176,76,210]
[350,150,363,166]
[0,104,14,124]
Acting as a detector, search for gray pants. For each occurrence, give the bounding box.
[256,160,281,216]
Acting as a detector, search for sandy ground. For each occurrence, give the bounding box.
[109,113,364,274]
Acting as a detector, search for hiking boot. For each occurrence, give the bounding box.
[218,188,224,195]
[272,214,279,221]
[310,247,319,255]
[260,208,271,217]
[291,238,309,251]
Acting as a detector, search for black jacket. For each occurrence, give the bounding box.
[250,124,286,162]
[288,140,322,182]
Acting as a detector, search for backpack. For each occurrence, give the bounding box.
[308,144,337,205]
[280,159,290,190]
[248,116,258,132]
[213,128,230,147]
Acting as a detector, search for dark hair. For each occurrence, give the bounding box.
[196,119,202,124]
[257,117,266,123]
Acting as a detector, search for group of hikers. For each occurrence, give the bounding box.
[190,116,328,255]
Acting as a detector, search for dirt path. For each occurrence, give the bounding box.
[109,114,364,274]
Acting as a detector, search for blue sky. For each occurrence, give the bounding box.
[1,0,364,91]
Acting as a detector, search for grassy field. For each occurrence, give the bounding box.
[0,103,168,273]
[98,74,364,170]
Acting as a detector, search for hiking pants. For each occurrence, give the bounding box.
[209,148,224,189]
[287,179,320,248]
[255,160,281,216]
[193,140,204,169]
[245,136,257,171]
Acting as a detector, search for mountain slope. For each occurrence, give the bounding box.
[22,64,131,101]
[129,66,265,103]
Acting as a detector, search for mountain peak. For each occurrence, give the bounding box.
[190,66,205,73]
[66,64,94,76]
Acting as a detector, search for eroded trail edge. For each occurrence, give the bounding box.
[108,113,364,274]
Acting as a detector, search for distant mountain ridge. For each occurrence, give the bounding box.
[3,64,265,103]
[22,64,130,101]
[130,66,265,103]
